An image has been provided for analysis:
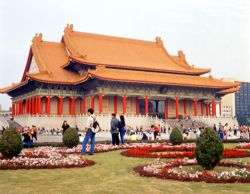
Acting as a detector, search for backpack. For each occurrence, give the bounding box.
[91,116,101,133]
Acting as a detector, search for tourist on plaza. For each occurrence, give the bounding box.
[153,124,160,140]
[22,128,33,148]
[31,125,38,140]
[213,124,217,131]
[81,108,96,155]
[62,120,70,134]
[119,115,126,145]
[110,113,120,145]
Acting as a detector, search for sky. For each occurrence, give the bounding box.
[0,0,249,110]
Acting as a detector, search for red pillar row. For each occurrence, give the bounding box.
[144,96,148,115]
[205,103,209,116]
[165,98,168,119]
[135,97,139,116]
[175,96,179,119]
[123,95,126,115]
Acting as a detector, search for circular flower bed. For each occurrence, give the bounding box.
[236,143,250,149]
[134,158,250,183]
[121,145,250,159]
[0,146,95,170]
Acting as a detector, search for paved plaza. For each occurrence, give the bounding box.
[33,132,170,143]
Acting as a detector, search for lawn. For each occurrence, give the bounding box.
[0,143,249,194]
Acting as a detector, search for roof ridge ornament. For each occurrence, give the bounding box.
[178,50,185,61]
[32,33,43,43]
[64,24,74,33]
[155,36,163,45]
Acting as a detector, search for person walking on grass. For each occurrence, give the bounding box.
[111,113,120,145]
[81,108,96,155]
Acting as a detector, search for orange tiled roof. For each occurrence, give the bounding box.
[88,67,239,89]
[63,24,210,75]
[0,81,28,93]
[0,25,239,94]
[216,87,240,94]
[26,34,89,84]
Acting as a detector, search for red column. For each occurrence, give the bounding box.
[31,97,35,115]
[29,98,31,114]
[114,96,117,114]
[19,101,22,115]
[165,98,168,119]
[59,96,63,115]
[144,96,148,115]
[183,99,187,115]
[37,96,41,115]
[80,98,83,114]
[206,103,209,116]
[46,96,51,115]
[212,99,216,117]
[72,97,75,115]
[219,102,222,116]
[175,96,179,119]
[91,95,95,110]
[135,97,139,116]
[99,93,103,114]
[12,102,15,119]
[26,99,29,114]
[123,95,127,115]
[200,101,203,116]
[68,98,71,114]
[193,98,197,116]
[34,97,38,115]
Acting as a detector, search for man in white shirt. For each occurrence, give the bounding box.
[81,108,96,155]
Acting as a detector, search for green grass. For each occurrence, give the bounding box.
[0,143,249,194]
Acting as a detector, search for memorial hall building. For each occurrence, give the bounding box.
[0,24,240,129]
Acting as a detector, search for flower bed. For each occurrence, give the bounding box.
[0,147,95,170]
[236,143,250,149]
[134,158,250,183]
[121,145,250,159]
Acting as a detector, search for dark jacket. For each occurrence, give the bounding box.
[110,118,119,134]
[62,123,70,133]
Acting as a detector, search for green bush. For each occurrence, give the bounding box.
[195,127,224,170]
[0,128,23,158]
[63,128,79,148]
[169,127,183,145]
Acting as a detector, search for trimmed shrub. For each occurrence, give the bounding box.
[169,127,183,145]
[0,128,23,158]
[195,127,224,170]
[63,128,79,148]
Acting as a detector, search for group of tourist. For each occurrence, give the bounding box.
[21,125,38,148]
[213,123,250,140]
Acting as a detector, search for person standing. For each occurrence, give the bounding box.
[111,113,120,145]
[62,120,70,134]
[119,115,126,145]
[81,108,96,155]
[31,125,38,140]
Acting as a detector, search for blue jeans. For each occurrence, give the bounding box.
[120,128,125,144]
[81,129,96,155]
